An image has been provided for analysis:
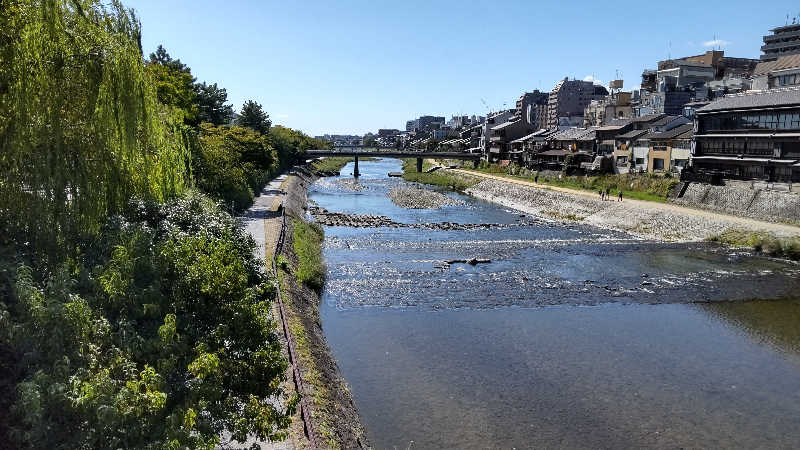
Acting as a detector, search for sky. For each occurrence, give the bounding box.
[127,0,800,136]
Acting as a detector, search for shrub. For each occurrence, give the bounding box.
[1,192,293,449]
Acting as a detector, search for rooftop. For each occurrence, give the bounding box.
[753,54,800,76]
[650,123,694,140]
[696,87,800,113]
[616,129,649,139]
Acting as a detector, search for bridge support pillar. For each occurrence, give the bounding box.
[353,156,360,178]
[416,157,423,173]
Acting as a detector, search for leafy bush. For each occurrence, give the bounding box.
[0,192,294,449]
[292,219,326,292]
[194,124,279,212]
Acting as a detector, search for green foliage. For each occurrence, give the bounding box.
[194,82,234,126]
[0,0,190,259]
[292,219,326,292]
[709,230,800,260]
[401,159,479,192]
[194,123,278,212]
[145,45,198,123]
[310,156,376,174]
[238,100,271,134]
[1,192,294,449]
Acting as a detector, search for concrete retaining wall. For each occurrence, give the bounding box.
[673,182,800,225]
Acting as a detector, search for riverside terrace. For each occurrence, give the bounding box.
[303,149,481,176]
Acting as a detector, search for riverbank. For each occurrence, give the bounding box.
[277,169,371,449]
[446,169,800,242]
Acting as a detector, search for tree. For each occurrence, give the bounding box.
[362,134,377,148]
[148,44,191,73]
[238,100,271,134]
[146,46,198,122]
[194,82,234,126]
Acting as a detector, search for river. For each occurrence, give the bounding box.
[310,158,800,449]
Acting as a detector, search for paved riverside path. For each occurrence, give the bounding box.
[223,174,302,450]
[452,169,800,238]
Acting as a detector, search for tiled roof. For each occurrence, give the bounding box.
[650,115,681,127]
[696,87,800,113]
[650,123,693,140]
[616,129,649,139]
[629,113,667,124]
[753,54,800,76]
[551,127,592,141]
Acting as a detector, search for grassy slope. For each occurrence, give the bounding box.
[459,163,677,203]
[291,218,325,291]
[400,159,480,192]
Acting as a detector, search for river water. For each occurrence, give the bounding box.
[311,158,800,449]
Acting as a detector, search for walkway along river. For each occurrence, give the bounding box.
[309,158,800,448]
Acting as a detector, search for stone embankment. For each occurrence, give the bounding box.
[673,182,800,226]
[458,173,800,242]
[309,205,528,231]
[388,187,464,209]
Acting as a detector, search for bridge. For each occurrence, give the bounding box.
[302,150,481,177]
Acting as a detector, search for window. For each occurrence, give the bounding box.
[652,158,665,171]
[635,157,645,165]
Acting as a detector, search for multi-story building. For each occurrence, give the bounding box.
[760,22,800,61]
[480,110,514,159]
[405,115,446,133]
[692,87,800,183]
[514,90,549,131]
[584,91,633,126]
[661,50,757,80]
[646,123,693,174]
[547,78,608,128]
[751,54,800,90]
[641,70,657,92]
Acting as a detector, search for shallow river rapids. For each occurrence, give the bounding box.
[311,158,800,449]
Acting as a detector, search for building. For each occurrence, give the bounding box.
[661,50,757,80]
[641,69,657,92]
[406,115,446,133]
[547,78,608,128]
[514,90,550,131]
[760,22,800,61]
[584,91,633,126]
[692,87,800,183]
[646,123,693,173]
[613,129,649,173]
[751,54,800,90]
[480,110,514,158]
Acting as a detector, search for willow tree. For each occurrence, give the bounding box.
[0,0,189,257]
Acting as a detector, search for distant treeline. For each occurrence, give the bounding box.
[0,1,325,448]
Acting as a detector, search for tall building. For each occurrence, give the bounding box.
[761,22,800,61]
[547,78,608,128]
[514,90,549,130]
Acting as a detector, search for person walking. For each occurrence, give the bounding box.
[599,190,604,200]
[618,191,623,202]
[605,187,610,201]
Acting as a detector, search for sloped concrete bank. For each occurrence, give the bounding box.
[673,182,800,226]
[278,167,371,449]
[453,171,800,242]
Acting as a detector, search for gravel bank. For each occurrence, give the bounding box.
[388,187,464,209]
[464,177,800,242]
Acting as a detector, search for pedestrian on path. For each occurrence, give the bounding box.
[618,191,623,202]
[599,190,604,200]
[605,187,610,200]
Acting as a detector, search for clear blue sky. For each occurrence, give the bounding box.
[127,0,800,136]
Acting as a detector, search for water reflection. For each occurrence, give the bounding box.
[699,298,800,357]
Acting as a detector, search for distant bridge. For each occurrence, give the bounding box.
[302,149,481,177]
